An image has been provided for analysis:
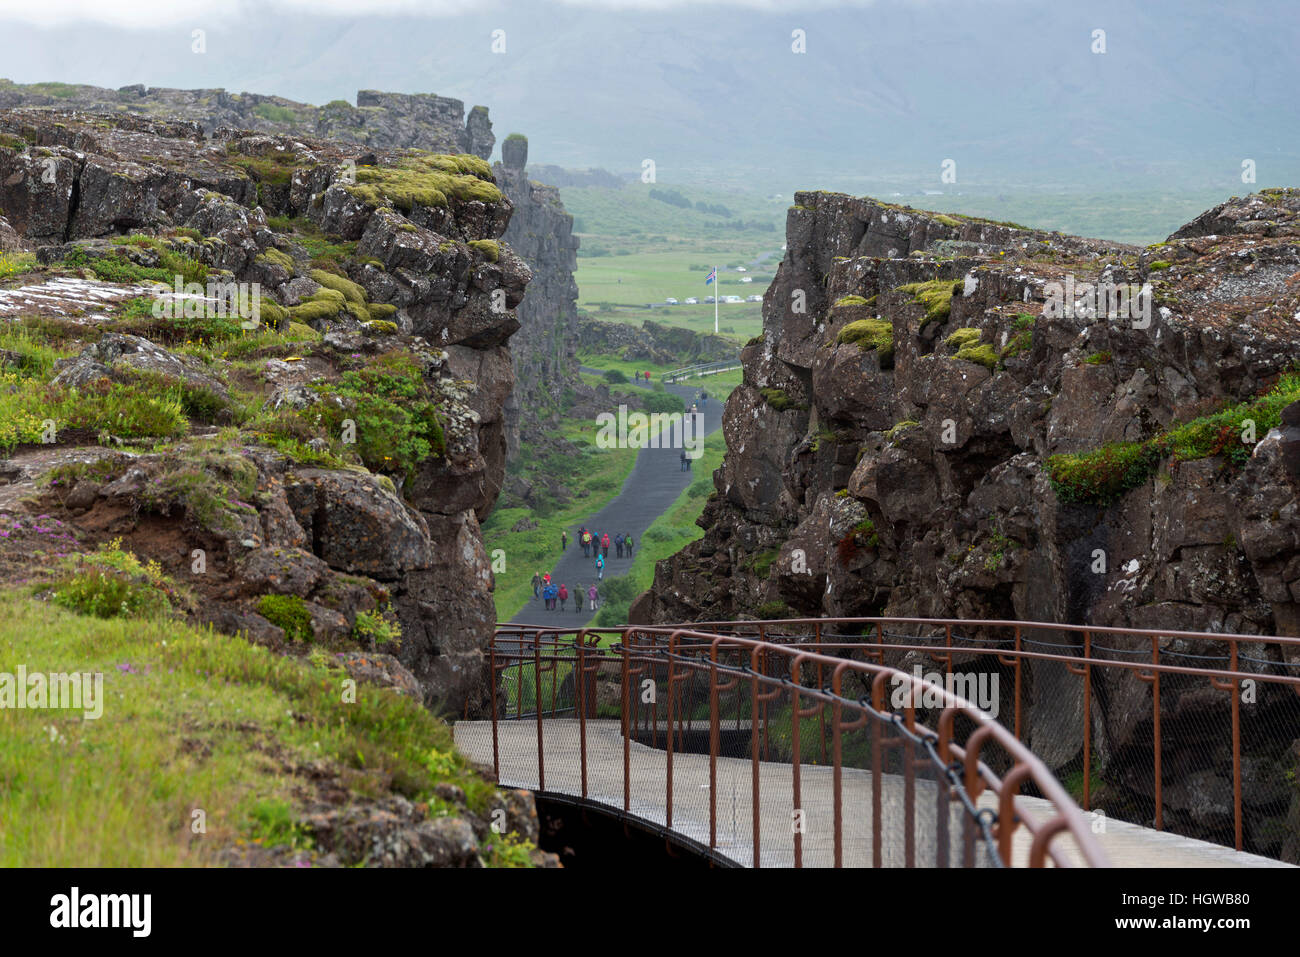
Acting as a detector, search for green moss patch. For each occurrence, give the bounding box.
[895,278,960,327]
[837,318,894,366]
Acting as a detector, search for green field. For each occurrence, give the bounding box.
[579,352,744,398]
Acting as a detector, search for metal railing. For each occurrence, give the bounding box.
[661,359,742,383]
[486,623,1112,867]
[636,617,1300,858]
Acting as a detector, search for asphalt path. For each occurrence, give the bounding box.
[511,370,723,626]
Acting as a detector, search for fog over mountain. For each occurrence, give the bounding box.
[0,0,1296,195]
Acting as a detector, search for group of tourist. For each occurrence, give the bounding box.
[533,571,601,613]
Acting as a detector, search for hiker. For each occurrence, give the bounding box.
[601,532,611,557]
[680,449,688,472]
[558,583,568,611]
[644,370,651,383]
[588,583,599,611]
[595,552,604,580]
[532,571,541,600]
[582,528,592,557]
[615,533,624,559]
[625,533,634,557]
[575,586,584,613]
[700,390,707,407]
[561,529,568,551]
[541,583,551,610]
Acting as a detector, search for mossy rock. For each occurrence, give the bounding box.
[895,278,960,327]
[258,248,295,272]
[954,343,998,371]
[837,318,894,365]
[309,269,366,305]
[361,320,398,337]
[945,327,982,350]
[468,239,500,262]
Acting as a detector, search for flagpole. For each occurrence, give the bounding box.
[714,264,719,334]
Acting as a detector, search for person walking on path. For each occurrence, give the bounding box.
[588,583,599,611]
[601,532,611,558]
[532,571,541,600]
[541,583,551,610]
[625,533,634,558]
[595,553,604,580]
[574,586,584,613]
[680,449,688,472]
[615,533,624,559]
[580,528,590,557]
[561,529,568,552]
[558,583,568,611]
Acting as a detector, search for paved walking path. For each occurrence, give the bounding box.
[512,371,724,626]
[455,719,1293,869]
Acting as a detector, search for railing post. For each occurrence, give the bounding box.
[1013,624,1023,741]
[490,634,499,783]
[1152,635,1162,831]
[534,633,545,792]
[577,629,588,800]
[709,643,720,853]
[1231,641,1242,851]
[1082,630,1092,811]
[665,632,676,830]
[622,629,631,814]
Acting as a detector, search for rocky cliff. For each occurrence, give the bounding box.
[0,107,527,714]
[493,134,582,461]
[635,189,1300,857]
[0,81,586,460]
[0,80,495,157]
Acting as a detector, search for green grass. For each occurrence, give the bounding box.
[0,371,189,452]
[578,351,743,398]
[0,589,516,866]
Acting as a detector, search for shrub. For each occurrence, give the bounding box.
[353,607,402,648]
[755,600,790,620]
[1045,441,1161,505]
[257,594,313,642]
[603,368,627,384]
[47,539,177,619]
[642,391,684,415]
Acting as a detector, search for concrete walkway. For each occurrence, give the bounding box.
[511,371,724,626]
[455,719,1293,869]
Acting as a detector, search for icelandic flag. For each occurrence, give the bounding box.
[705,267,716,285]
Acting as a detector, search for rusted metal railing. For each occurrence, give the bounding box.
[623,617,1300,857]
[487,623,1114,868]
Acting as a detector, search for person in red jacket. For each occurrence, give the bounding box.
[558,583,569,611]
[600,532,611,558]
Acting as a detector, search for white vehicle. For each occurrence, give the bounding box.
[746,294,762,302]
[724,295,743,304]
[741,276,753,283]
[665,297,679,305]
[684,297,699,305]
[704,296,716,304]
[736,266,746,272]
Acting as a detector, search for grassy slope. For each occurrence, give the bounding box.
[0,591,514,866]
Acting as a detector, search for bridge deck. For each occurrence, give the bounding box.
[455,719,1291,868]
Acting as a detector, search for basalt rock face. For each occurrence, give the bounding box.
[0,107,529,714]
[493,135,583,461]
[0,81,493,158]
[639,189,1300,858]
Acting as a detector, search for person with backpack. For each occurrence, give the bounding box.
[615,533,624,559]
[558,583,569,611]
[625,533,634,558]
[680,448,688,472]
[595,552,604,580]
[588,583,599,611]
[561,529,568,552]
[600,532,611,558]
[574,585,584,613]
[532,571,541,600]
